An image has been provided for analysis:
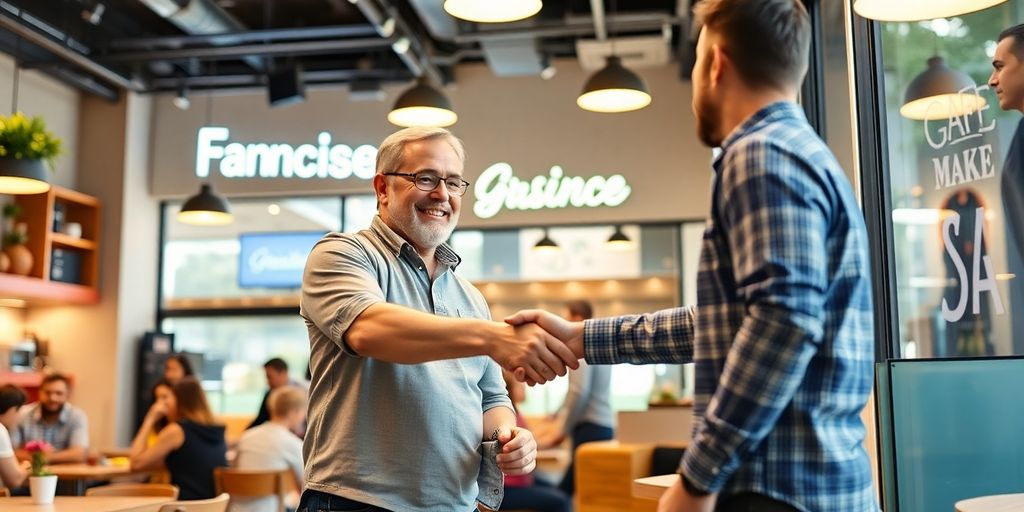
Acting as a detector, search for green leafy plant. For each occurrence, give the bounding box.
[25,439,53,476]
[0,112,63,170]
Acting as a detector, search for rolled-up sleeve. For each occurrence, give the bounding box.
[300,234,386,354]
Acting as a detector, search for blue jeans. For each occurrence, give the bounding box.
[558,421,615,496]
[297,489,389,512]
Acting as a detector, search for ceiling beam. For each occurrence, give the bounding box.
[100,37,393,63]
[106,24,380,51]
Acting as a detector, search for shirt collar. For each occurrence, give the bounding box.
[713,101,805,173]
[31,403,69,424]
[369,216,462,269]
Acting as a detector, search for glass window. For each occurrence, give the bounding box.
[879,3,1024,357]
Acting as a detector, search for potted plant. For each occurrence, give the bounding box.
[25,439,56,504]
[0,112,62,189]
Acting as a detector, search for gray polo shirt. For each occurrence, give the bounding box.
[300,216,512,512]
[12,402,89,451]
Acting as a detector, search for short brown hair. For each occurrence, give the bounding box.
[566,300,593,320]
[268,386,306,419]
[173,377,216,425]
[41,373,70,389]
[998,24,1024,59]
[694,0,810,90]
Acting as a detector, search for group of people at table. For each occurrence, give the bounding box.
[0,356,307,512]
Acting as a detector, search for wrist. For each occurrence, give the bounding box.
[679,473,710,497]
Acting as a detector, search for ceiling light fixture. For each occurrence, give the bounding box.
[178,183,233,226]
[853,0,1007,22]
[0,37,50,195]
[900,56,987,120]
[533,228,560,253]
[606,225,634,250]
[172,85,190,110]
[388,77,458,127]
[443,0,543,23]
[578,56,652,113]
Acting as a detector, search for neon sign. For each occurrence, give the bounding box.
[195,127,377,180]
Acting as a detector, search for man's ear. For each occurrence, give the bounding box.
[373,174,388,207]
[709,42,727,88]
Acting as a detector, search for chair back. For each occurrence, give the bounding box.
[214,467,289,512]
[157,492,230,512]
[86,483,180,498]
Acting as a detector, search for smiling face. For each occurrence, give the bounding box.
[990,36,1024,112]
[375,137,463,255]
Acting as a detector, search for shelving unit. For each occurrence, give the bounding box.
[1,186,101,305]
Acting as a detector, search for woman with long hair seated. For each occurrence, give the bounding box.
[130,376,227,499]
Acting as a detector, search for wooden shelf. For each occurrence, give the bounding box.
[0,272,99,306]
[51,232,97,251]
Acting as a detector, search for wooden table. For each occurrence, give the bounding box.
[1,496,172,511]
[47,464,146,496]
[633,474,679,500]
[955,493,1024,512]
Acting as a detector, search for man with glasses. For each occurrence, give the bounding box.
[299,126,577,512]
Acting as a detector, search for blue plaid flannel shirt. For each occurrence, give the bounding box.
[585,102,878,512]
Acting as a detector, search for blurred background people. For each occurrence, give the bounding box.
[130,376,227,500]
[12,373,89,464]
[501,371,570,512]
[536,300,615,497]
[247,357,308,431]
[234,386,307,512]
[0,384,28,490]
[162,353,195,385]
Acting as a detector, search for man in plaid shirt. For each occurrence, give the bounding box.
[508,0,878,511]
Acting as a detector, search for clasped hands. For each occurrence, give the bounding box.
[492,309,584,385]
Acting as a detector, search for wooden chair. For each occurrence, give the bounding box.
[157,493,230,512]
[0,487,9,497]
[214,467,291,512]
[86,483,180,498]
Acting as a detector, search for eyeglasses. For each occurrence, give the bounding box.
[383,171,470,197]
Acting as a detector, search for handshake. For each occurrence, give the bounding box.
[491,309,586,386]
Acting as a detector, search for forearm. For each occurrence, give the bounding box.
[346,303,506,363]
[584,306,696,365]
[482,405,516,441]
[0,455,27,488]
[680,305,820,491]
[129,418,157,459]
[48,446,86,464]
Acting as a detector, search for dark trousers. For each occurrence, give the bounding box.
[716,492,801,512]
[298,489,390,512]
[503,481,570,512]
[558,421,615,496]
[297,489,477,512]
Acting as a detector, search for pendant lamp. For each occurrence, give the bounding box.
[606,225,634,250]
[577,56,652,113]
[178,183,233,226]
[0,40,50,195]
[443,0,542,23]
[900,56,987,121]
[853,0,1007,22]
[388,78,458,127]
[533,228,560,253]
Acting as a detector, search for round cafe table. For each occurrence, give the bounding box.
[1,495,172,511]
[633,474,678,500]
[955,493,1024,512]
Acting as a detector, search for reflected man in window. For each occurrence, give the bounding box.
[299,127,577,512]
[989,23,1024,355]
[508,0,877,511]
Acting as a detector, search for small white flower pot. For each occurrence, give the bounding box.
[29,474,58,504]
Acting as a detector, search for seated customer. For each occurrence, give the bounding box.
[12,373,89,463]
[162,354,195,385]
[130,377,227,500]
[234,386,306,512]
[0,384,28,489]
[247,357,307,431]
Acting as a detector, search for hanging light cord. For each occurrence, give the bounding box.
[10,37,21,114]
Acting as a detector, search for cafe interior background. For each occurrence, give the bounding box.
[1,0,1024,509]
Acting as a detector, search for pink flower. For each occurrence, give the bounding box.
[24,440,53,453]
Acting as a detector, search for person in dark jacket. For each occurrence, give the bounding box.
[130,377,227,499]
